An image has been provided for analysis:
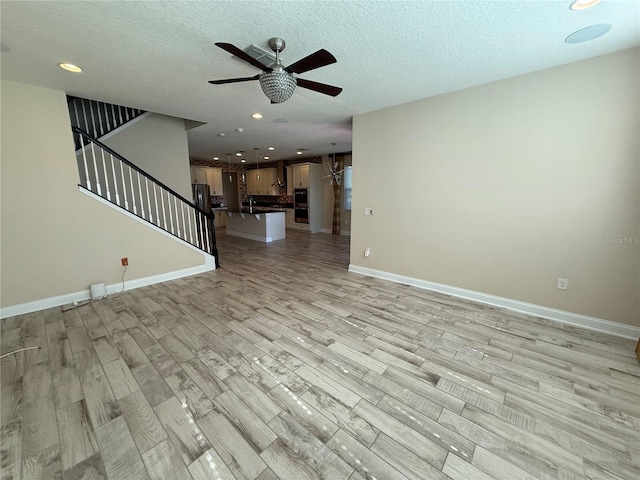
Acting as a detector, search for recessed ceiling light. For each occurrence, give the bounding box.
[240,159,246,163]
[252,113,263,119]
[565,23,612,43]
[236,128,244,132]
[268,147,275,151]
[296,151,303,155]
[213,157,219,160]
[59,63,82,73]
[569,0,602,11]
[218,133,225,137]
[235,152,242,156]
[263,156,270,160]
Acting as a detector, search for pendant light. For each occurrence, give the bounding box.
[254,147,260,182]
[226,153,232,182]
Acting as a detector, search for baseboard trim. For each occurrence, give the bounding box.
[320,228,332,234]
[348,264,640,340]
[0,259,215,319]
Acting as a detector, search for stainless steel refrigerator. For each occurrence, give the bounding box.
[192,184,211,212]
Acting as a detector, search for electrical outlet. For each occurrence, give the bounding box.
[121,257,128,267]
[364,208,374,216]
[557,277,568,290]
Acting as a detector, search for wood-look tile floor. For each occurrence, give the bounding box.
[2,230,639,480]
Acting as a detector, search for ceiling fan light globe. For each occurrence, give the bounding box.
[259,72,297,103]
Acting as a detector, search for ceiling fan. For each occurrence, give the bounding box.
[209,37,342,104]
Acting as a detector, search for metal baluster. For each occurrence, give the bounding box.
[204,212,211,252]
[167,191,174,233]
[101,147,110,201]
[110,154,120,205]
[181,203,187,241]
[124,107,130,122]
[145,177,152,223]
[153,183,160,226]
[72,99,81,128]
[79,134,91,190]
[187,206,194,245]
[118,105,124,125]
[120,161,129,210]
[103,102,111,132]
[111,104,117,130]
[173,196,181,237]
[97,102,105,137]
[129,167,137,214]
[137,172,145,218]
[81,100,89,136]
[90,141,101,195]
[161,189,168,230]
[88,100,97,138]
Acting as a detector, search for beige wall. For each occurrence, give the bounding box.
[1,80,205,308]
[102,113,192,199]
[351,48,639,327]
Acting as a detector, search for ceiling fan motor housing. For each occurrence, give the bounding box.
[259,71,297,103]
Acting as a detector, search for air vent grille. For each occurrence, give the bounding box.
[234,44,276,67]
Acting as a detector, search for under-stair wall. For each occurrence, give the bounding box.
[0,80,214,318]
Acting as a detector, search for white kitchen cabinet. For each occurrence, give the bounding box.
[191,166,223,195]
[206,168,223,195]
[246,170,259,195]
[292,164,310,188]
[190,166,208,184]
[283,208,294,229]
[213,209,226,227]
[286,166,293,195]
[246,168,278,195]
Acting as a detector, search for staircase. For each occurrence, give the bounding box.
[69,97,218,264]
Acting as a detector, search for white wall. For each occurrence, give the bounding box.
[102,113,192,199]
[0,80,206,310]
[351,48,639,327]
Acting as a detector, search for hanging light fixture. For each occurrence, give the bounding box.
[254,148,261,181]
[227,153,232,182]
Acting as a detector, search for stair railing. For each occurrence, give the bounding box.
[68,96,146,150]
[73,126,218,263]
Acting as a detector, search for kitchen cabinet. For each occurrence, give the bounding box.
[283,208,294,229]
[286,166,293,195]
[190,166,208,184]
[213,209,226,227]
[190,166,223,195]
[292,164,310,188]
[246,168,278,195]
[206,168,223,195]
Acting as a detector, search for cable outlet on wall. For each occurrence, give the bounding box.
[121,257,128,266]
[557,277,568,290]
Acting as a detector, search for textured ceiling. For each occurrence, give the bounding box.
[1,1,638,163]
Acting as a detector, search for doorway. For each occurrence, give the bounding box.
[222,172,240,210]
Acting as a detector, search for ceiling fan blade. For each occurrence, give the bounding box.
[208,74,260,85]
[215,42,272,72]
[296,78,343,97]
[285,49,336,74]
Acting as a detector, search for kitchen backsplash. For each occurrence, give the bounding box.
[191,155,322,205]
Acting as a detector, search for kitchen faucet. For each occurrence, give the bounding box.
[249,197,254,213]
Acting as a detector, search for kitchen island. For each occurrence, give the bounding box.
[225,210,286,243]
